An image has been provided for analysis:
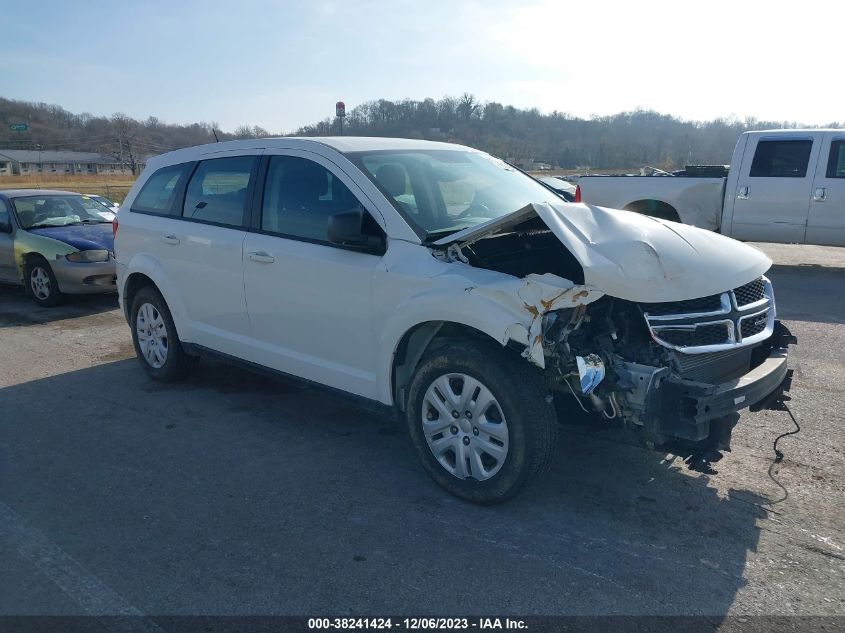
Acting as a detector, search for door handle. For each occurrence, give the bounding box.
[161,234,180,245]
[247,251,275,264]
[813,187,827,202]
[737,186,750,200]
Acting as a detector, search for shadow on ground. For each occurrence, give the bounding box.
[767,264,845,324]
[0,356,769,617]
[0,283,118,328]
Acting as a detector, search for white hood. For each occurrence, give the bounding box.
[434,202,772,303]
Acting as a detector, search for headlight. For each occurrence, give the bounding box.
[66,250,110,263]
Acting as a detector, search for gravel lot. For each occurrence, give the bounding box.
[0,243,843,617]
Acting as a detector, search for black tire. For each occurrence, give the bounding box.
[24,256,64,307]
[130,286,197,382]
[405,340,559,504]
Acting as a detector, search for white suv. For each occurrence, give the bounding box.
[115,137,793,503]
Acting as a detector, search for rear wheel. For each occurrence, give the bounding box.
[405,340,559,504]
[25,256,63,307]
[130,286,197,382]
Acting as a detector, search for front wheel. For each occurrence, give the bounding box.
[25,257,64,307]
[405,341,559,504]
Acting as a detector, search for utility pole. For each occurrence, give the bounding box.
[36,144,43,187]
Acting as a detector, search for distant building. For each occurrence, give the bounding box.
[0,150,146,176]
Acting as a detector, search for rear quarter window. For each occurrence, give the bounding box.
[131,163,193,215]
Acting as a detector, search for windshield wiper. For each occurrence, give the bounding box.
[26,223,65,230]
[424,225,476,242]
[71,219,111,225]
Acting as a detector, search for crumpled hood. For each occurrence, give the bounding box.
[435,202,771,303]
[536,202,771,302]
[27,223,114,253]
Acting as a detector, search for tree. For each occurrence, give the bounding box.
[457,93,479,120]
[111,113,140,174]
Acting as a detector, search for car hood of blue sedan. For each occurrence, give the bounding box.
[27,223,114,252]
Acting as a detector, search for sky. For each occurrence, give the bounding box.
[1,0,842,133]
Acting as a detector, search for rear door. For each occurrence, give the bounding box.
[728,134,822,243]
[806,133,845,247]
[163,151,260,359]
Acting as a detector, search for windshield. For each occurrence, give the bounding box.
[90,196,114,207]
[349,149,557,240]
[13,195,113,229]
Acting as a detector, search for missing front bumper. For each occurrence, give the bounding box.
[653,321,795,442]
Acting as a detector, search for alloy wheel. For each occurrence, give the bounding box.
[29,266,51,300]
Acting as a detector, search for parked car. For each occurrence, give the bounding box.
[115,138,793,504]
[576,129,845,247]
[84,194,120,219]
[0,189,116,306]
[538,176,576,201]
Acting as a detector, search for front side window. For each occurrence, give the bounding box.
[183,156,256,227]
[132,163,192,215]
[0,201,10,229]
[261,156,366,242]
[826,140,845,179]
[749,139,813,178]
[349,149,557,240]
[12,195,113,229]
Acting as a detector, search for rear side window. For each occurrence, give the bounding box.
[132,163,192,215]
[827,140,845,179]
[183,156,256,227]
[261,156,365,241]
[749,139,813,178]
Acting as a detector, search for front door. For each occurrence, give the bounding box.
[0,200,16,282]
[806,135,845,247]
[242,151,385,400]
[729,135,821,243]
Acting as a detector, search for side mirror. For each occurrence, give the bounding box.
[0,220,11,234]
[327,209,384,251]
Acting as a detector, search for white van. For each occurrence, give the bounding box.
[115,137,794,503]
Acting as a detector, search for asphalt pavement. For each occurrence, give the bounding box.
[0,243,843,618]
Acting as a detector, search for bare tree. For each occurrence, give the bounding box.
[457,93,479,121]
[111,113,140,175]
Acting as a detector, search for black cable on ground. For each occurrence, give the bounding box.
[773,402,800,463]
[767,401,801,504]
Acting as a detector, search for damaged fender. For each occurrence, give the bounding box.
[467,273,603,367]
[376,241,603,404]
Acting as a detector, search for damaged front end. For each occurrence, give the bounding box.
[541,275,795,458]
[431,202,794,463]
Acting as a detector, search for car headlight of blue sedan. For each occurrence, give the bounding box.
[65,249,111,263]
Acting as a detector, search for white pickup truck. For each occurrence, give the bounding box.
[576,129,845,247]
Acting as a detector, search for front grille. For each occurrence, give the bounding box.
[733,278,766,307]
[640,277,774,353]
[740,313,768,338]
[657,323,731,347]
[640,293,722,316]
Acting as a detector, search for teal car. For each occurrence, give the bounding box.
[0,189,116,306]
